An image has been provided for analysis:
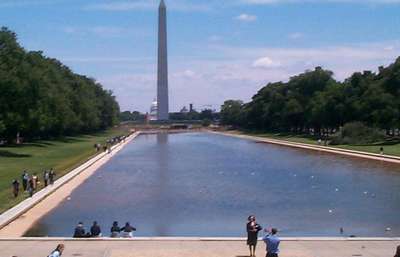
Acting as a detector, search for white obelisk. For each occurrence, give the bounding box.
[157,0,169,120]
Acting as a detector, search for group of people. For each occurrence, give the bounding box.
[73,221,137,238]
[94,135,128,153]
[11,169,56,198]
[247,215,280,257]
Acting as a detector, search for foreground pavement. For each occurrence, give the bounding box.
[0,238,399,257]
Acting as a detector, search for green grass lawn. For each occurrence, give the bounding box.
[241,131,400,157]
[0,126,131,214]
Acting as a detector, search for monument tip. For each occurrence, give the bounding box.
[159,0,166,8]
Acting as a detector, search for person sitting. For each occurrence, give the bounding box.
[73,222,86,238]
[90,221,101,237]
[120,222,136,238]
[110,221,121,238]
[263,228,281,257]
[47,244,65,257]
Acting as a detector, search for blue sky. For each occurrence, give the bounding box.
[1,0,400,112]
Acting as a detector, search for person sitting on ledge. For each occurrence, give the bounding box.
[73,222,86,238]
[90,221,102,237]
[110,221,121,238]
[120,222,137,238]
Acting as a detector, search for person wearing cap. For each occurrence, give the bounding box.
[73,222,86,238]
[263,228,280,257]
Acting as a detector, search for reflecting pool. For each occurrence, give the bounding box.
[25,132,400,237]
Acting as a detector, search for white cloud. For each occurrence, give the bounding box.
[253,57,282,68]
[240,0,400,4]
[84,1,210,12]
[235,13,258,22]
[208,35,222,42]
[288,32,304,40]
[62,40,400,112]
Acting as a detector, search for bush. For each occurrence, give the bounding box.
[330,122,384,145]
[202,119,211,127]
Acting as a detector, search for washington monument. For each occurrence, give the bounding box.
[157,0,169,120]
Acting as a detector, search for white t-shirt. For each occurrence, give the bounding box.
[48,250,61,257]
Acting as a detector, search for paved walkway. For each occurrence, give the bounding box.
[0,238,399,257]
[210,131,400,164]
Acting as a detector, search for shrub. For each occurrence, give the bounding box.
[330,122,384,145]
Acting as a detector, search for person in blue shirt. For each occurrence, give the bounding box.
[263,228,280,257]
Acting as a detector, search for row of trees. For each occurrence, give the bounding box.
[0,27,120,141]
[221,57,400,135]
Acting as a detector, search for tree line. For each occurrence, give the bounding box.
[221,57,400,136]
[0,27,120,142]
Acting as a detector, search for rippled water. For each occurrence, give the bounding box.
[25,132,400,237]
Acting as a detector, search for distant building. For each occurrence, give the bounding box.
[180,106,188,113]
[149,99,158,121]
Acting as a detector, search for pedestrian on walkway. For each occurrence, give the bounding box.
[44,170,50,187]
[21,170,29,191]
[32,173,39,190]
[49,168,56,185]
[47,244,65,257]
[263,228,280,257]
[394,245,400,257]
[12,179,20,198]
[247,215,262,257]
[28,176,34,197]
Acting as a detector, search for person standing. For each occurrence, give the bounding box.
[32,173,39,190]
[44,170,50,187]
[47,244,65,257]
[394,245,400,257]
[90,221,102,237]
[21,170,29,191]
[247,215,262,257]
[263,228,280,257]
[12,179,20,198]
[49,168,56,185]
[28,176,35,197]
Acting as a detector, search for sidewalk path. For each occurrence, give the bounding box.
[0,238,399,257]
[0,132,140,237]
[210,131,400,164]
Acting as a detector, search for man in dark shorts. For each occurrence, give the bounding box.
[247,215,262,257]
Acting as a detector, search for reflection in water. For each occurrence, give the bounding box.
[25,133,400,237]
[155,133,169,236]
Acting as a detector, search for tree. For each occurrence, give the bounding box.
[220,100,243,126]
